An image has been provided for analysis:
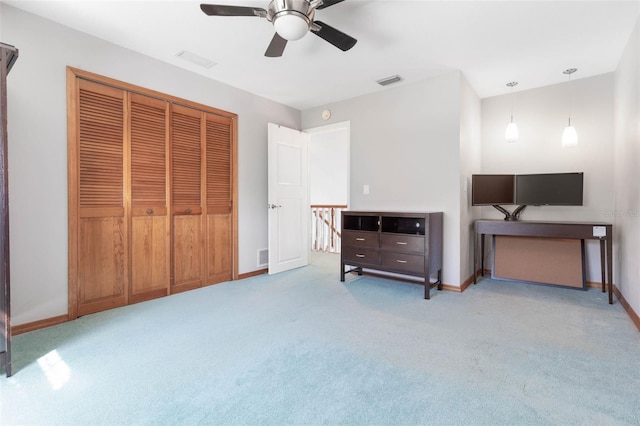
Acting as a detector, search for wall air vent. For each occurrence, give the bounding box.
[175,50,217,69]
[257,248,269,268]
[376,74,404,86]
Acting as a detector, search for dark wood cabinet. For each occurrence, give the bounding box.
[341,211,443,299]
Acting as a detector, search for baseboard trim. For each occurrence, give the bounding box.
[12,314,69,336]
[613,285,640,332]
[586,280,604,289]
[238,268,267,280]
[440,283,462,292]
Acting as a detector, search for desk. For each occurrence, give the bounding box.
[473,220,614,304]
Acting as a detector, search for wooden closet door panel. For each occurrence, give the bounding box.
[76,79,127,315]
[205,113,233,284]
[205,114,232,213]
[206,214,232,283]
[131,216,169,301]
[171,104,204,292]
[78,217,126,315]
[129,93,170,302]
[173,215,203,291]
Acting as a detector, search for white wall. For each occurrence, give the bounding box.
[2,5,301,325]
[459,75,482,283]
[481,73,615,282]
[613,17,640,315]
[302,72,464,286]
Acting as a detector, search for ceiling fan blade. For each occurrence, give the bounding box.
[316,0,346,10]
[200,4,267,17]
[311,21,357,52]
[265,33,288,57]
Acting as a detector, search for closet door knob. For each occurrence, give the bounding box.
[185,208,192,214]
[146,208,154,215]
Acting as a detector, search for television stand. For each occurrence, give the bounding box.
[492,204,527,221]
[341,211,443,299]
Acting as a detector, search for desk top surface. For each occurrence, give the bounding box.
[476,219,612,226]
[475,219,612,240]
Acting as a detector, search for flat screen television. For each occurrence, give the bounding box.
[515,172,584,206]
[471,174,515,206]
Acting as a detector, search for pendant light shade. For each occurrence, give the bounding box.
[562,68,578,147]
[505,122,519,143]
[505,81,518,143]
[562,120,578,147]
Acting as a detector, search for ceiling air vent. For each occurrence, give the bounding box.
[376,74,403,87]
[175,50,217,69]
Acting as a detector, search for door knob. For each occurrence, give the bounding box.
[267,204,282,209]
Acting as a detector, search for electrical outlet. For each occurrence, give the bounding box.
[363,184,370,195]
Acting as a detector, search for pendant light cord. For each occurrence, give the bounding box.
[507,81,518,123]
[564,68,577,126]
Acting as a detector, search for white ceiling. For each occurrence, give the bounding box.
[4,0,640,110]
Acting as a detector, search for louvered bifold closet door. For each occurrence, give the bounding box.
[75,79,127,316]
[205,113,233,284]
[171,104,204,292]
[129,93,171,303]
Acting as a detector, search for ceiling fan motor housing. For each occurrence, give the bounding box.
[268,0,315,40]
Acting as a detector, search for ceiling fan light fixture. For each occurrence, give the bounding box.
[273,11,310,40]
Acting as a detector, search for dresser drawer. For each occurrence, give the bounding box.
[381,234,425,253]
[342,247,380,265]
[381,252,424,275]
[342,231,379,248]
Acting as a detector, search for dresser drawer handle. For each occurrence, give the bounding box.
[355,238,365,241]
[396,241,408,245]
[356,254,366,258]
[396,259,408,264]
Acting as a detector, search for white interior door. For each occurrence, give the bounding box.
[268,123,309,274]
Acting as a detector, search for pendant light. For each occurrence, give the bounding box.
[562,68,578,147]
[505,81,518,143]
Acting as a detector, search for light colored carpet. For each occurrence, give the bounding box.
[1,252,639,425]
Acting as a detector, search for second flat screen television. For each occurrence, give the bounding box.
[515,172,584,206]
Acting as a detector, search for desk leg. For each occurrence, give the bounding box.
[599,240,606,293]
[480,234,485,277]
[473,231,478,284]
[424,266,431,300]
[607,237,613,305]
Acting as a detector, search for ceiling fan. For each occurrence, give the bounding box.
[200,0,357,57]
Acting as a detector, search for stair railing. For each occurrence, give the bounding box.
[311,205,346,253]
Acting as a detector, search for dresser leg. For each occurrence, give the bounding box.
[437,269,443,291]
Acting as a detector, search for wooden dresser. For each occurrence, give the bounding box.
[340,211,443,299]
